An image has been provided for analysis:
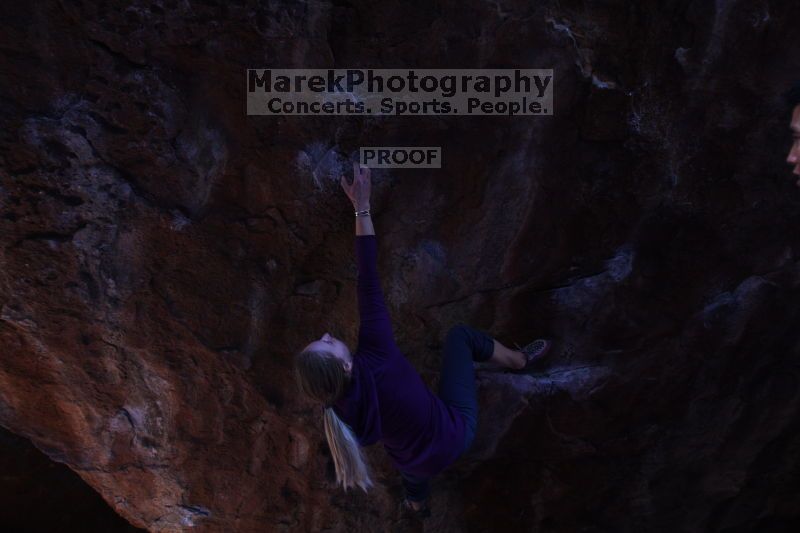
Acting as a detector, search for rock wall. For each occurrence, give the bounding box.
[1,0,799,531]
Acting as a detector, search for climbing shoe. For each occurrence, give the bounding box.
[510,339,553,372]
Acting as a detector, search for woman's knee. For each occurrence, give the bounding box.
[445,323,470,343]
[444,323,494,363]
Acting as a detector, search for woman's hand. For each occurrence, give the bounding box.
[340,162,371,210]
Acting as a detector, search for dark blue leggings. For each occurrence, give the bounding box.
[401,324,495,502]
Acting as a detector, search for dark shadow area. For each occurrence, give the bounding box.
[0,426,144,533]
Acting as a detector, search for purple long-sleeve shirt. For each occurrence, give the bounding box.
[332,234,466,478]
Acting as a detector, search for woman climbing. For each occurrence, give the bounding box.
[293,162,553,518]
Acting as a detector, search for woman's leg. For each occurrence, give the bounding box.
[400,325,521,505]
[436,323,499,458]
[398,325,494,506]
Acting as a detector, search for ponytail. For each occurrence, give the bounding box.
[323,406,375,492]
[294,349,375,493]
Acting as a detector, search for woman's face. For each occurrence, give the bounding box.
[304,332,352,375]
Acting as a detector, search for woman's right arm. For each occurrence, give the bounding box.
[354,233,396,354]
[341,163,397,355]
[341,162,374,236]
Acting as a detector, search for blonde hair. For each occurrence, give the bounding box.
[294,349,375,493]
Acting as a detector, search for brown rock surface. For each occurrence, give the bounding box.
[1,1,800,532]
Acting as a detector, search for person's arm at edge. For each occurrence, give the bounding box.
[341,162,375,237]
[342,164,397,354]
[354,203,397,352]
